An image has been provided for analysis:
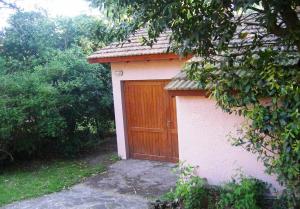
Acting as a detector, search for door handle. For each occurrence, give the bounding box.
[167,120,172,128]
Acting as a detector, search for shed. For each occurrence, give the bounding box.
[88,29,280,189]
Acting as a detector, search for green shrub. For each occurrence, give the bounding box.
[176,176,209,209]
[164,164,212,209]
[0,12,114,163]
[217,178,269,209]
[0,48,113,161]
[162,164,279,209]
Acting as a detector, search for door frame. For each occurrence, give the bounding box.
[122,79,179,162]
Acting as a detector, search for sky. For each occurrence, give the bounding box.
[0,0,102,28]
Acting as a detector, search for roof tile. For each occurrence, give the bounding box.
[88,29,171,59]
[165,71,201,91]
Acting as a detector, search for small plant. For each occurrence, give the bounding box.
[176,176,209,209]
[158,163,279,209]
[157,163,279,209]
[109,154,121,162]
[217,178,269,209]
[164,163,211,209]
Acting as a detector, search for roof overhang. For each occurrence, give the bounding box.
[88,53,190,64]
[164,71,209,97]
[167,90,209,97]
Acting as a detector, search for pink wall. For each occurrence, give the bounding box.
[176,96,281,189]
[109,59,281,190]
[110,59,185,159]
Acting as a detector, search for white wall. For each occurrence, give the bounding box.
[110,59,185,159]
[176,96,281,190]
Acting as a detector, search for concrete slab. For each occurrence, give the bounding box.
[86,159,178,198]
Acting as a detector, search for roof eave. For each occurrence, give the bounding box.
[88,53,191,64]
[167,89,208,97]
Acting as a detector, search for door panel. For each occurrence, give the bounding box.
[167,96,179,161]
[124,80,178,162]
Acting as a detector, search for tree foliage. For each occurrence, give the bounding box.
[90,0,300,207]
[0,11,114,162]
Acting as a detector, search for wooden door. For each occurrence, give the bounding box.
[124,80,179,163]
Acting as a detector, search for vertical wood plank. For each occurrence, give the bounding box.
[124,80,179,162]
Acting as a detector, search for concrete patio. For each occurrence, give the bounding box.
[1,160,178,209]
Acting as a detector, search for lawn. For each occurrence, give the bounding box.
[0,159,109,206]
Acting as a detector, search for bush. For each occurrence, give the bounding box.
[174,176,209,209]
[164,164,216,209]
[160,164,285,209]
[217,178,269,209]
[0,12,115,164]
[0,48,113,161]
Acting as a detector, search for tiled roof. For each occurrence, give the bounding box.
[228,23,278,49]
[165,71,200,91]
[89,16,296,91]
[88,9,300,61]
[88,29,171,60]
[164,16,295,91]
[88,20,280,61]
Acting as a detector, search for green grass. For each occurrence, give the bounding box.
[0,160,106,206]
